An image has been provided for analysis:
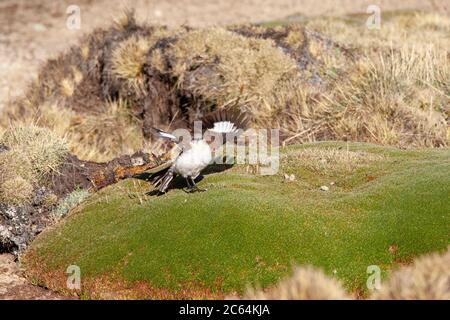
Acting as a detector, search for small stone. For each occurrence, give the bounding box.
[32,23,47,32]
[284,174,296,182]
[320,185,329,191]
[330,181,335,186]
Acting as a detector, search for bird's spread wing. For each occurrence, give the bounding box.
[151,109,249,150]
[202,109,249,149]
[209,121,240,134]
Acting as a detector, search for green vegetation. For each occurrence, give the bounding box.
[50,189,90,222]
[23,142,450,298]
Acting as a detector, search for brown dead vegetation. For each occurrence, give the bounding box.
[24,250,225,300]
[25,247,450,300]
[373,247,450,300]
[233,247,450,300]
[237,266,351,300]
[1,10,448,163]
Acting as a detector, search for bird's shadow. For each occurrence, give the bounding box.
[135,161,234,196]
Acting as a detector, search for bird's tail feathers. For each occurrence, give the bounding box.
[151,167,175,193]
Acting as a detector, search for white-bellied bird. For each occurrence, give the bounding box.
[149,110,248,194]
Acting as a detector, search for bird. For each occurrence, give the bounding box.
[149,110,248,194]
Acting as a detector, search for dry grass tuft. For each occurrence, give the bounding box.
[373,248,450,300]
[66,99,143,161]
[321,47,449,147]
[1,124,68,179]
[0,176,34,206]
[306,11,450,49]
[2,12,448,164]
[113,7,137,31]
[283,146,384,173]
[240,266,350,300]
[111,35,151,85]
[0,148,33,193]
[168,28,300,117]
[60,78,75,97]
[5,100,143,162]
[71,66,83,84]
[42,192,58,208]
[0,150,34,183]
[80,45,90,60]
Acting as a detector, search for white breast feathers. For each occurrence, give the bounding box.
[174,140,212,178]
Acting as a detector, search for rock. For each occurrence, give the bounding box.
[284,174,296,182]
[31,23,47,32]
[0,253,74,300]
[320,185,329,191]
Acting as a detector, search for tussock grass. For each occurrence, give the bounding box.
[0,176,34,206]
[1,11,448,164]
[112,7,137,31]
[66,99,143,161]
[42,192,58,208]
[240,266,349,300]
[319,47,449,147]
[305,11,450,49]
[259,11,450,147]
[8,99,143,162]
[0,124,68,205]
[60,78,75,97]
[169,28,300,117]
[111,35,151,86]
[1,124,68,179]
[0,150,34,183]
[0,153,35,208]
[373,247,450,300]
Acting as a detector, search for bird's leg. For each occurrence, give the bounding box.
[186,177,207,193]
[185,177,193,190]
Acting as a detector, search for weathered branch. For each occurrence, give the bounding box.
[47,150,173,197]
